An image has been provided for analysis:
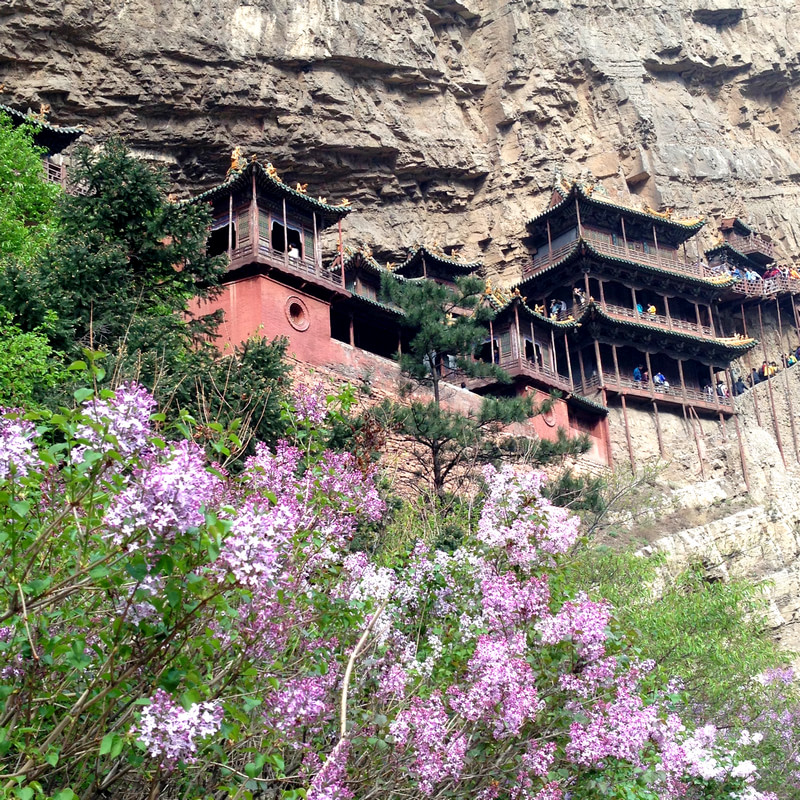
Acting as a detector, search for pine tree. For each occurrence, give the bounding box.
[379,273,586,496]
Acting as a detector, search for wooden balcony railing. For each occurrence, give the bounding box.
[584,371,734,411]
[601,302,715,338]
[442,354,574,394]
[230,238,345,288]
[727,233,775,260]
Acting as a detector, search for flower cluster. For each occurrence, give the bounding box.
[105,440,221,547]
[293,382,328,425]
[76,382,156,458]
[0,411,37,481]
[133,689,223,770]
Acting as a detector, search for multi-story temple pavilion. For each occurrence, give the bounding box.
[0,102,83,188]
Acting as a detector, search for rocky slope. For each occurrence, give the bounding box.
[3,0,800,274]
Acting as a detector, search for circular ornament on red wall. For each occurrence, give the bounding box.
[285,296,310,331]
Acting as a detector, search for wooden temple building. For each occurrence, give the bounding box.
[0,102,83,188]
[193,158,800,473]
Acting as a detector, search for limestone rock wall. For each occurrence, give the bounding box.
[3,0,800,273]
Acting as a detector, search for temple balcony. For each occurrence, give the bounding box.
[229,239,346,292]
[598,301,716,339]
[444,353,574,394]
[726,232,775,263]
[523,233,718,285]
[584,372,734,414]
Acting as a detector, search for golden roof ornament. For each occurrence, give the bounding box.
[339,198,350,206]
[295,182,308,194]
[227,146,246,176]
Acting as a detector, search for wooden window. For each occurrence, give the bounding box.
[304,230,315,261]
[238,212,250,242]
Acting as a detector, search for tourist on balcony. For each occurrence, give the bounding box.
[635,302,643,315]
[790,266,800,280]
[633,365,643,384]
[549,299,559,319]
[716,381,729,398]
[704,384,714,398]
[646,303,657,316]
[573,286,585,305]
[744,268,760,282]
[759,361,768,380]
[748,368,760,387]
[730,266,743,280]
[654,372,669,392]
[288,244,300,259]
[733,376,747,395]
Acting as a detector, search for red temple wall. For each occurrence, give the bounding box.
[193,275,347,367]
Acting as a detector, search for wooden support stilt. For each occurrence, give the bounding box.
[733,413,751,495]
[677,359,688,403]
[228,191,234,261]
[282,198,289,270]
[774,297,799,460]
[349,313,355,347]
[338,219,345,283]
[563,333,574,388]
[644,351,655,397]
[684,405,706,480]
[718,411,728,442]
[652,400,665,457]
[758,303,787,467]
[621,394,636,471]
[550,328,558,374]
[740,302,763,426]
[611,343,621,385]
[577,347,587,392]
[593,339,605,387]
[546,219,553,264]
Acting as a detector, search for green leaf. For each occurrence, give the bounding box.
[67,361,87,371]
[73,387,94,404]
[99,733,114,756]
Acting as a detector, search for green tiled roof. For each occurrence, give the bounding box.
[488,293,580,330]
[0,103,84,136]
[0,103,83,155]
[192,160,352,222]
[587,302,757,354]
[527,180,707,234]
[567,393,609,415]
[396,245,482,276]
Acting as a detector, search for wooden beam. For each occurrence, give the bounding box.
[282,197,289,269]
[758,303,787,467]
[611,343,621,385]
[593,339,605,387]
[652,399,665,457]
[620,394,636,471]
[563,333,574,388]
[677,358,688,403]
[733,413,751,495]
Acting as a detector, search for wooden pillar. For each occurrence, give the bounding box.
[620,395,636,471]
[664,295,672,331]
[575,197,583,238]
[349,313,355,346]
[718,411,728,442]
[489,319,495,364]
[707,304,717,337]
[563,333,574,388]
[741,301,763,426]
[338,219,345,283]
[397,330,402,356]
[677,358,688,403]
[577,347,587,392]
[644,351,655,396]
[791,294,800,335]
[598,278,606,308]
[652,223,661,267]
[228,191,234,261]
[593,339,605,386]
[708,364,719,408]
[282,198,289,269]
[732,414,751,495]
[514,303,522,367]
[422,254,427,279]
[611,343,622,386]
[546,219,553,264]
[758,303,787,467]
[652,400,665,457]
[694,302,702,330]
[312,211,319,268]
[631,286,640,316]
[550,328,558,374]
[685,405,706,480]
[583,271,591,303]
[777,298,800,461]
[620,216,628,252]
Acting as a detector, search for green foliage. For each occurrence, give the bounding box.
[563,547,787,719]
[0,114,61,267]
[36,137,226,353]
[0,311,67,407]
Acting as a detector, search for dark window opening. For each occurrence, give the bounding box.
[330,308,351,344]
[271,221,303,257]
[207,225,234,258]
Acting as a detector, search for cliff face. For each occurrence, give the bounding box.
[3,0,800,272]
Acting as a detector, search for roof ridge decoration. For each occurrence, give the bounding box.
[400,244,482,272]
[530,176,706,231]
[193,152,352,218]
[0,102,84,136]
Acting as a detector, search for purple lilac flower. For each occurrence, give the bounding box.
[449,633,544,739]
[537,593,612,662]
[133,689,223,770]
[265,672,337,743]
[0,411,37,481]
[76,382,156,459]
[307,739,354,800]
[293,382,328,425]
[104,440,221,547]
[391,694,467,795]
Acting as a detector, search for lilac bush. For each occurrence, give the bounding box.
[0,382,794,799]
